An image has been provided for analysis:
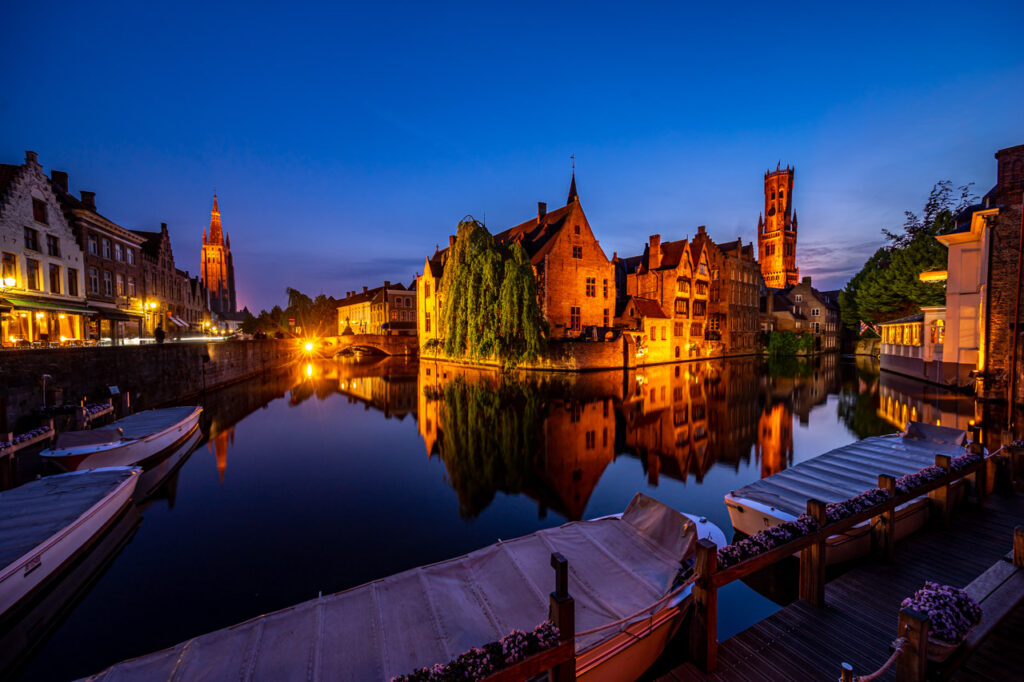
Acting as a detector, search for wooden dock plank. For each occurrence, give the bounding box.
[656,493,1024,681]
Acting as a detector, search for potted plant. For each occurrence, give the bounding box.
[900,581,982,660]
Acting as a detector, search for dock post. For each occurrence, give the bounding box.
[799,499,827,607]
[1014,526,1024,569]
[548,553,575,682]
[874,474,896,561]
[929,455,952,527]
[689,538,718,673]
[896,607,930,682]
[839,662,854,682]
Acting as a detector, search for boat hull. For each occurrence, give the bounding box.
[42,407,201,472]
[0,468,139,620]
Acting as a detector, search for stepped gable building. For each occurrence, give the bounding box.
[692,226,762,356]
[49,169,147,343]
[338,281,416,336]
[201,194,236,316]
[764,276,840,351]
[0,151,90,345]
[131,223,194,336]
[758,163,799,288]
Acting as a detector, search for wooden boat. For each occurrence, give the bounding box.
[0,467,140,622]
[80,494,725,681]
[40,406,202,472]
[724,421,974,565]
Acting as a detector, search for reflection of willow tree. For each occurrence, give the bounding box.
[835,387,893,439]
[433,377,547,518]
[765,356,812,378]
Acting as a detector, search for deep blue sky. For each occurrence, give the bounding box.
[3,2,1023,310]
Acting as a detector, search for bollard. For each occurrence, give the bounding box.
[689,538,719,672]
[873,474,896,561]
[548,553,575,682]
[799,499,828,607]
[928,454,952,527]
[896,607,930,682]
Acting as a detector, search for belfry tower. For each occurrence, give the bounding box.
[201,194,237,315]
[757,164,799,288]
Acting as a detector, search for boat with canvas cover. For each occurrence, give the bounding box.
[0,467,140,623]
[724,421,975,564]
[79,493,725,681]
[41,406,202,472]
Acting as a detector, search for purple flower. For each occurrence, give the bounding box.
[901,582,982,644]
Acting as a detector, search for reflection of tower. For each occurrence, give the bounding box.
[757,403,793,478]
[208,426,236,483]
[757,164,799,288]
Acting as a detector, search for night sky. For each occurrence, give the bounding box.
[3,1,1022,310]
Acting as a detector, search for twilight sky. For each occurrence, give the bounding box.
[3,1,1023,311]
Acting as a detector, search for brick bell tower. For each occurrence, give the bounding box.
[757,163,799,288]
[201,194,237,315]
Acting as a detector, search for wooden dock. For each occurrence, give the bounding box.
[661,492,1024,681]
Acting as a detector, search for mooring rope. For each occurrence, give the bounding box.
[849,636,907,682]
[574,573,699,638]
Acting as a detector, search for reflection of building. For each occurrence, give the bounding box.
[0,151,90,345]
[758,164,799,288]
[757,403,793,478]
[877,371,976,432]
[208,426,235,483]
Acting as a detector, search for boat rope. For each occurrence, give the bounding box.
[574,573,699,638]
[847,636,907,682]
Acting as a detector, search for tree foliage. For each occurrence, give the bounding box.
[766,330,815,357]
[439,218,548,367]
[842,181,976,327]
[240,288,338,336]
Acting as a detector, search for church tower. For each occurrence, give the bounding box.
[757,164,799,288]
[201,194,237,315]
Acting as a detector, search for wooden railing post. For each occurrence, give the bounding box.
[929,454,952,527]
[689,538,718,673]
[874,474,896,561]
[548,553,575,682]
[1014,526,1024,569]
[896,607,930,682]
[799,499,828,607]
[839,661,854,682]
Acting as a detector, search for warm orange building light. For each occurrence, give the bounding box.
[918,270,948,282]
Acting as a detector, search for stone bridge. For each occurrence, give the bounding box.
[328,334,418,356]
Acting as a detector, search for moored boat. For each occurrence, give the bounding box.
[41,406,202,472]
[79,493,725,681]
[724,421,976,565]
[0,467,140,623]
[134,427,203,503]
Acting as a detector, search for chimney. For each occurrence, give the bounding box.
[995,144,1024,198]
[363,286,368,294]
[802,276,812,286]
[697,225,706,235]
[384,280,391,288]
[537,201,547,220]
[648,235,662,270]
[25,151,38,165]
[161,222,168,234]
[79,191,96,210]
[51,170,69,193]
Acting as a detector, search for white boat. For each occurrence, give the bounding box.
[134,427,202,503]
[724,421,974,565]
[0,467,140,622]
[80,493,725,681]
[41,406,202,472]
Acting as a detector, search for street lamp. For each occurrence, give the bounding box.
[2,277,14,288]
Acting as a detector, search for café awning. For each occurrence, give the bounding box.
[89,304,144,322]
[3,297,96,316]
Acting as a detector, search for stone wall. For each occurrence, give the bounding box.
[0,339,298,431]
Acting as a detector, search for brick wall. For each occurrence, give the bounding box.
[0,339,298,431]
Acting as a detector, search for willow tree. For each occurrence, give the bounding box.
[439,218,548,367]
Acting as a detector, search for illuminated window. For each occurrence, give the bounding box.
[116,273,125,296]
[26,258,40,290]
[127,276,135,297]
[1,252,16,283]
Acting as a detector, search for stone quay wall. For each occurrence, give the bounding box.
[0,340,299,432]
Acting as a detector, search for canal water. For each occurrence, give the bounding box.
[11,354,977,681]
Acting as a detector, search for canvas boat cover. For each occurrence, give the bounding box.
[729,421,969,519]
[81,494,696,682]
[0,468,137,571]
[55,428,123,449]
[106,406,199,440]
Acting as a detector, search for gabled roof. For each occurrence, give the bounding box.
[617,296,668,320]
[492,200,584,265]
[0,164,21,206]
[337,286,383,308]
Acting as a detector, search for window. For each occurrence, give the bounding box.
[68,268,79,296]
[116,273,125,296]
[24,227,39,251]
[88,234,98,255]
[811,308,820,317]
[115,243,124,261]
[425,312,431,333]
[698,263,708,275]
[2,252,16,283]
[48,263,62,294]
[126,248,135,265]
[603,279,608,298]
[693,300,706,317]
[795,294,802,302]
[46,235,61,257]
[695,280,708,296]
[674,322,685,336]
[676,277,690,294]
[814,321,821,334]
[102,239,111,259]
[127,276,136,297]
[88,267,99,294]
[26,258,40,290]
[585,431,595,449]
[33,198,48,224]
[570,306,581,330]
[572,245,583,259]
[603,308,609,326]
[675,298,689,315]
[424,281,431,298]
[574,224,581,235]
[585,277,596,297]
[103,271,113,296]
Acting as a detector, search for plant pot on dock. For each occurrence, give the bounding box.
[927,635,965,662]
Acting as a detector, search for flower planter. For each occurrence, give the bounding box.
[927,636,963,662]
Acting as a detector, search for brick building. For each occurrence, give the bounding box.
[338,281,416,335]
[49,170,147,343]
[692,226,762,355]
[764,276,840,351]
[131,223,192,337]
[758,164,799,288]
[0,151,90,346]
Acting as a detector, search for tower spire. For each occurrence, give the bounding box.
[567,156,578,204]
[209,193,223,245]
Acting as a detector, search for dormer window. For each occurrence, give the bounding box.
[32,198,48,224]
